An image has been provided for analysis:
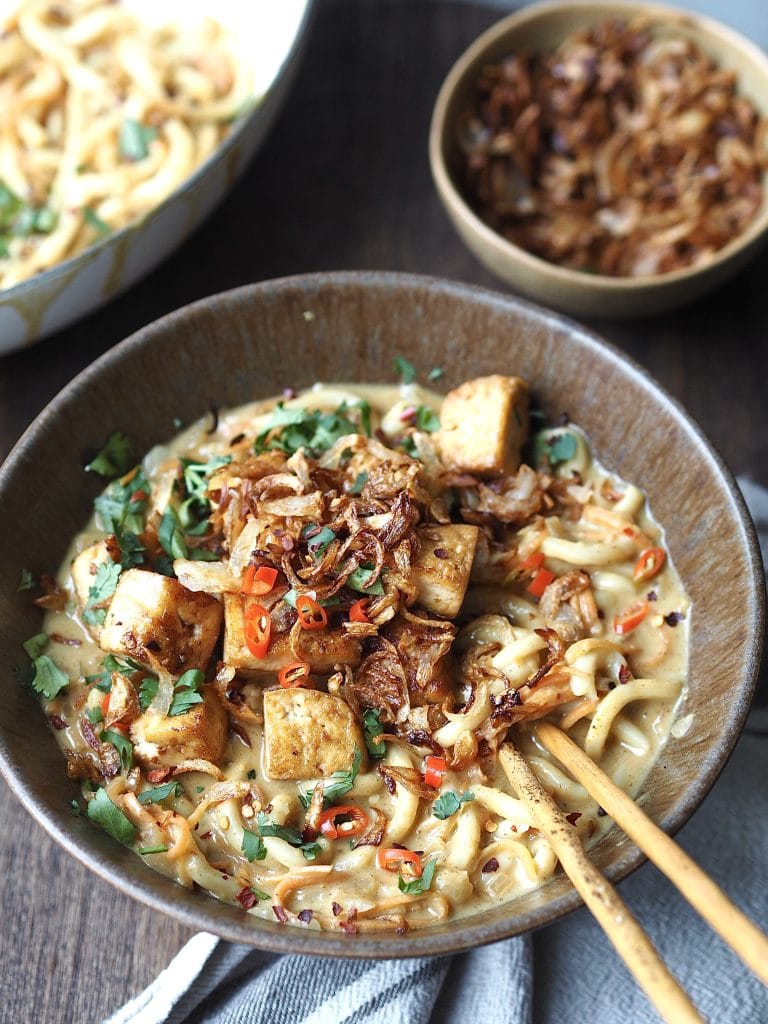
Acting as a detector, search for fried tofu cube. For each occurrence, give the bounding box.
[262,688,366,780]
[412,524,479,618]
[130,689,228,770]
[223,595,362,676]
[71,538,120,636]
[100,569,223,674]
[436,375,529,477]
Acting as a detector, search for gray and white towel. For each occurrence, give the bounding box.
[107,479,768,1024]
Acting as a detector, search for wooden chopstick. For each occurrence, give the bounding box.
[536,720,768,988]
[499,744,704,1024]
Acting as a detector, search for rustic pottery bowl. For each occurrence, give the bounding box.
[0,272,762,956]
[429,0,768,319]
[0,0,313,355]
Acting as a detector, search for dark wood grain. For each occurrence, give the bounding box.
[0,2,765,1021]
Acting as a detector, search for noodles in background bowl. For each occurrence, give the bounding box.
[0,0,258,289]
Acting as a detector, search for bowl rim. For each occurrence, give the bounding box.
[0,270,763,957]
[0,0,315,307]
[429,0,768,293]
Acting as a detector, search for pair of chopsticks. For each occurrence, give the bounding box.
[499,723,768,1024]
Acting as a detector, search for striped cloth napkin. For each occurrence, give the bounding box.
[106,479,768,1024]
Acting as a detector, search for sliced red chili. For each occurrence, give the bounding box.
[423,755,447,789]
[518,551,545,572]
[278,661,312,688]
[613,600,649,635]
[296,594,328,630]
[376,847,423,876]
[318,805,369,839]
[242,564,279,596]
[349,598,371,624]
[633,547,666,583]
[244,602,272,658]
[527,567,556,598]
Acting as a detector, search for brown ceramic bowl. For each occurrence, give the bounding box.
[0,272,762,956]
[429,0,768,319]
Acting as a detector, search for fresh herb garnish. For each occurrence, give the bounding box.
[432,790,475,820]
[303,524,336,556]
[31,655,69,699]
[534,431,578,468]
[138,781,183,805]
[394,356,416,384]
[0,179,57,254]
[242,828,267,862]
[86,706,104,724]
[254,811,320,861]
[119,118,158,161]
[85,431,134,479]
[168,669,204,717]
[349,471,368,495]
[138,844,169,855]
[101,728,133,771]
[158,506,188,561]
[399,435,419,458]
[415,406,440,433]
[83,560,122,626]
[346,563,385,596]
[321,747,362,805]
[94,468,150,535]
[179,455,231,536]
[17,568,35,591]
[362,709,386,759]
[116,528,145,569]
[398,858,436,895]
[87,787,136,845]
[83,206,110,236]
[254,402,368,458]
[70,799,81,816]
[246,769,256,780]
[427,367,444,382]
[87,653,145,693]
[23,632,48,660]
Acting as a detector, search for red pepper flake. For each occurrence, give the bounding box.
[332,902,343,917]
[147,767,173,784]
[50,633,81,647]
[49,715,66,731]
[647,590,658,602]
[433,548,449,559]
[340,908,358,934]
[597,807,607,817]
[283,387,296,399]
[199,830,213,840]
[399,406,416,423]
[565,812,582,826]
[229,432,246,447]
[130,489,148,502]
[297,909,313,924]
[381,773,396,796]
[272,905,289,924]
[618,664,632,686]
[81,718,100,750]
[481,857,499,873]
[236,887,258,910]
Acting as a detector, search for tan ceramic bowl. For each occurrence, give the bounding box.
[0,272,763,956]
[429,0,768,319]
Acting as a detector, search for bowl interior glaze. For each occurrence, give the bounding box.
[0,272,762,957]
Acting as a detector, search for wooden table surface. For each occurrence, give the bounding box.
[0,2,765,1021]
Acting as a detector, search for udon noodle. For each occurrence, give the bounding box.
[25,373,689,933]
[0,0,252,288]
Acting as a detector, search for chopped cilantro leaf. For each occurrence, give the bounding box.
[303,524,336,556]
[87,787,136,845]
[533,431,578,468]
[427,367,444,382]
[168,669,204,717]
[88,654,145,693]
[115,528,145,569]
[179,455,231,535]
[398,857,436,895]
[349,471,368,495]
[254,812,320,861]
[433,790,474,820]
[31,655,69,699]
[83,560,122,626]
[86,706,103,724]
[415,406,440,433]
[246,769,256,780]
[158,506,188,561]
[399,435,419,458]
[0,178,57,253]
[138,844,169,855]
[254,402,364,458]
[363,709,386,759]
[83,206,110,236]
[17,568,35,591]
[23,632,48,660]
[242,827,267,862]
[321,747,362,805]
[394,356,416,384]
[94,469,150,535]
[119,118,158,161]
[138,781,183,805]
[346,563,385,596]
[70,799,81,816]
[85,431,134,479]
[101,729,133,771]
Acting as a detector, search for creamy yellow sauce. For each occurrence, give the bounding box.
[41,383,689,931]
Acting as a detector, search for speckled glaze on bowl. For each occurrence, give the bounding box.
[0,272,762,956]
[0,1,313,354]
[429,0,768,319]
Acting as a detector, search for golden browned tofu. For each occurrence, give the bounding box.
[223,595,362,676]
[130,689,228,770]
[436,375,529,477]
[412,524,479,618]
[71,539,118,636]
[262,688,366,780]
[100,569,223,674]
